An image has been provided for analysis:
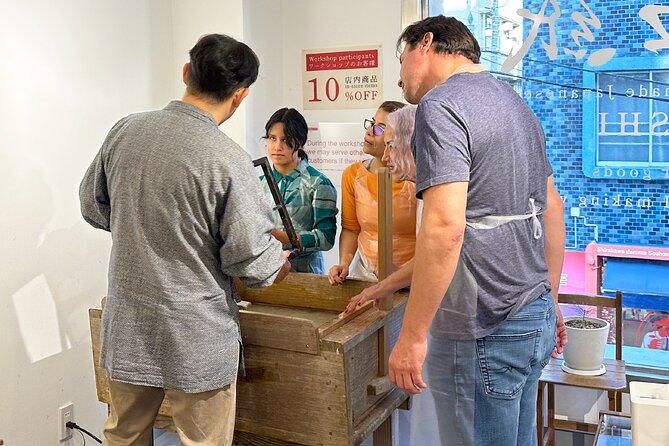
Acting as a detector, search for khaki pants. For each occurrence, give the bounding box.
[103,379,236,446]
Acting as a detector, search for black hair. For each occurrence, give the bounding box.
[263,108,309,161]
[378,100,406,114]
[187,34,260,102]
[397,15,481,64]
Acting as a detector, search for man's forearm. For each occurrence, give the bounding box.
[399,183,467,340]
[544,178,566,302]
[402,223,463,339]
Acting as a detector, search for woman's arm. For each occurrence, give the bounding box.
[344,259,414,312]
[328,228,359,285]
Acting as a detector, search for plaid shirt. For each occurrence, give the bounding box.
[260,160,338,274]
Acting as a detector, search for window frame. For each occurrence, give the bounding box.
[582,56,669,180]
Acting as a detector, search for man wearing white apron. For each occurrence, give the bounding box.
[389,16,567,446]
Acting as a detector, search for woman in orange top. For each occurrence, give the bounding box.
[328,101,417,283]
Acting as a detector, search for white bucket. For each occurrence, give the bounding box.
[630,381,669,446]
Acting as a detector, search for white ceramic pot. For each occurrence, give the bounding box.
[562,316,610,372]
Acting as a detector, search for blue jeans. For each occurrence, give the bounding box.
[425,293,556,446]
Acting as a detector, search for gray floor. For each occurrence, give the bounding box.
[152,428,376,446]
[153,429,180,446]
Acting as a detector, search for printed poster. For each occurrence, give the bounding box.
[302,46,383,110]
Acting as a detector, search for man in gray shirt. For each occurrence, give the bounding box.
[387,16,567,446]
[80,34,290,446]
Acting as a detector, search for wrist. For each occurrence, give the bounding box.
[374,279,393,296]
[339,255,353,269]
[399,325,428,344]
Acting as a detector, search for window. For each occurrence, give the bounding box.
[421,0,669,375]
[583,57,669,180]
[601,257,669,370]
[482,12,493,52]
[596,71,669,166]
[420,1,523,79]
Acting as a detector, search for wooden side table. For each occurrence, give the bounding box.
[537,357,627,446]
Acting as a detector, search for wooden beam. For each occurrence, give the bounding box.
[319,301,373,338]
[369,167,396,445]
[557,293,618,309]
[373,416,392,446]
[234,431,303,445]
[239,310,319,355]
[376,167,394,382]
[353,389,408,443]
[367,376,393,396]
[320,294,406,354]
[235,274,375,312]
[377,167,393,312]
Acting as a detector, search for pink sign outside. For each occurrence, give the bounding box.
[559,250,586,294]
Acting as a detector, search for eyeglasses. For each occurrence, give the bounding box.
[364,119,385,136]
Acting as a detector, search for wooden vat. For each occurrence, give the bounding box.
[89,273,408,446]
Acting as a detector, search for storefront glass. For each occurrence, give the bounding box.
[422,0,669,371]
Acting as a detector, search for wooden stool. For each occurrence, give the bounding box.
[537,357,626,446]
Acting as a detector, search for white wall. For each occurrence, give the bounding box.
[0,1,245,444]
[244,0,407,269]
[171,0,247,144]
[243,0,285,160]
[245,0,406,151]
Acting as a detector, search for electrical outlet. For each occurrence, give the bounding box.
[58,403,74,441]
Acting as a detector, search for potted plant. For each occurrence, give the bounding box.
[561,308,610,376]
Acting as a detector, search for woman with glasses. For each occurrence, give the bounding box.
[260,107,338,274]
[328,101,417,283]
[343,104,419,310]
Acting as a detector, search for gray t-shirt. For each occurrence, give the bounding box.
[413,71,552,340]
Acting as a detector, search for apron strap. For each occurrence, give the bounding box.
[466,198,543,239]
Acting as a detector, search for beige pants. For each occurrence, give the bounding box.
[103,379,236,446]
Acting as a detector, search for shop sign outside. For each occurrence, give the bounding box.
[499,1,669,180]
[302,46,383,110]
[501,2,669,71]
